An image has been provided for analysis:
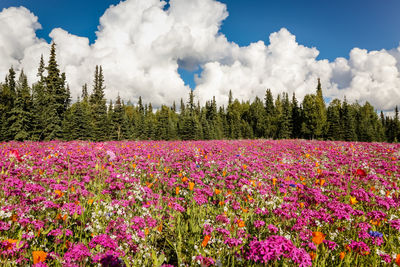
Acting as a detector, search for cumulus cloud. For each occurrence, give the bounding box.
[0,0,399,110]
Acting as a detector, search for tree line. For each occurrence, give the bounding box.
[0,43,399,142]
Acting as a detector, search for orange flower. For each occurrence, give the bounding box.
[5,239,18,250]
[11,214,18,222]
[340,251,346,260]
[87,199,94,206]
[54,190,63,198]
[320,179,325,186]
[176,187,180,195]
[201,235,211,247]
[219,201,225,206]
[237,219,245,228]
[312,231,325,245]
[215,189,221,195]
[395,254,400,266]
[182,176,188,182]
[241,207,248,213]
[309,252,316,260]
[299,202,305,209]
[56,214,67,221]
[71,186,75,193]
[272,178,277,186]
[370,219,381,226]
[222,170,226,177]
[145,228,149,236]
[370,186,375,192]
[242,164,247,170]
[33,251,47,264]
[157,224,163,233]
[188,182,195,191]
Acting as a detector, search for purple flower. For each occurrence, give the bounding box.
[254,220,265,229]
[323,239,337,250]
[267,224,278,233]
[64,243,91,264]
[89,234,118,250]
[224,238,242,248]
[380,254,392,263]
[247,236,311,267]
[195,255,215,267]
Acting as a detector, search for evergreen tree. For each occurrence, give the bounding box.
[111,95,125,140]
[89,65,108,141]
[357,102,383,142]
[301,94,318,139]
[291,93,302,138]
[31,56,47,140]
[342,98,357,141]
[277,92,292,139]
[327,99,343,140]
[180,91,202,140]
[42,43,69,140]
[315,78,327,139]
[249,96,265,138]
[82,83,89,102]
[6,70,33,140]
[264,89,275,138]
[0,67,17,140]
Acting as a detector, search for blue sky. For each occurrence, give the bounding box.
[1,0,399,110]
[2,0,399,60]
[2,0,399,88]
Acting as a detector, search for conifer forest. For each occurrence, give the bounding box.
[0,43,399,143]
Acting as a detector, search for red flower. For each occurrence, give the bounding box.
[355,169,366,177]
[9,150,22,162]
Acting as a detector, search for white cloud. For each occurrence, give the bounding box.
[0,1,399,111]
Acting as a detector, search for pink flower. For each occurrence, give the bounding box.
[9,150,22,162]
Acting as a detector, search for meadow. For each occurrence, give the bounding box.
[0,140,399,266]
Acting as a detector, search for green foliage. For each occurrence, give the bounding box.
[0,51,398,143]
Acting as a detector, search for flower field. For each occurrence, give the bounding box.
[1,140,400,266]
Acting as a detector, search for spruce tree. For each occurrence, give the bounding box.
[291,93,302,138]
[89,65,108,141]
[31,56,47,140]
[0,67,17,140]
[264,89,275,138]
[327,99,343,140]
[277,92,292,139]
[6,70,33,140]
[342,98,357,141]
[42,43,68,140]
[111,95,124,140]
[301,94,318,139]
[315,78,327,139]
[249,96,265,138]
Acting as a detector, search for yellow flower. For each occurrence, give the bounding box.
[350,196,358,205]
